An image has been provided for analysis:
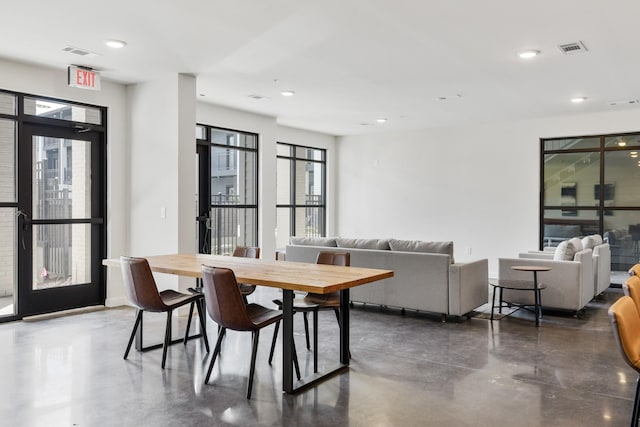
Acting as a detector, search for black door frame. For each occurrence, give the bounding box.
[13,98,107,318]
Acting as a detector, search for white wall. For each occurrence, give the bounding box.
[337,109,640,277]
[127,74,196,291]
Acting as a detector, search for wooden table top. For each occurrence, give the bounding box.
[103,253,394,294]
[511,265,552,272]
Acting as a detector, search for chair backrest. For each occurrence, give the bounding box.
[609,296,640,374]
[233,246,260,259]
[120,256,166,312]
[316,251,350,267]
[623,275,640,313]
[201,265,256,331]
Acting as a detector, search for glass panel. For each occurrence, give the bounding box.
[604,150,640,207]
[209,207,257,255]
[210,129,257,149]
[277,144,292,157]
[0,92,16,115]
[295,146,324,161]
[24,97,102,125]
[293,207,324,237]
[276,208,291,248]
[0,208,16,317]
[211,146,256,205]
[543,210,599,247]
[32,223,91,290]
[276,158,291,204]
[543,152,600,206]
[604,210,640,271]
[604,134,640,149]
[295,160,324,205]
[543,137,600,151]
[0,119,16,203]
[32,136,91,219]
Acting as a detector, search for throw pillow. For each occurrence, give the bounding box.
[553,238,581,261]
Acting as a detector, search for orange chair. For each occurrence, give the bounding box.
[609,296,640,427]
[120,256,209,369]
[624,275,640,313]
[629,264,640,278]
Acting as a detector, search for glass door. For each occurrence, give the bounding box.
[17,124,105,316]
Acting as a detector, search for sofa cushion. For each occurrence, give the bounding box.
[553,238,582,261]
[336,238,390,250]
[388,239,454,262]
[289,236,337,247]
[581,235,596,250]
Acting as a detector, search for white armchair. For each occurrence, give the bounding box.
[498,248,593,314]
[520,234,610,298]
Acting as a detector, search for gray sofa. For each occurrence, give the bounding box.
[285,237,489,319]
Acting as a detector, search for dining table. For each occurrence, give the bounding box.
[103,253,394,394]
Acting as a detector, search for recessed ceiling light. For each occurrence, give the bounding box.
[631,154,638,158]
[618,140,627,147]
[376,118,387,123]
[281,90,295,97]
[105,39,127,49]
[518,50,540,59]
[571,97,587,103]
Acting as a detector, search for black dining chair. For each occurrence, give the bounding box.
[120,256,209,369]
[201,265,300,398]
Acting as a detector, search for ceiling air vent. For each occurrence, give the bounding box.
[61,46,98,58]
[558,41,588,54]
[247,94,269,100]
[609,99,640,106]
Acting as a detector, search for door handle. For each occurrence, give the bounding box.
[16,210,29,250]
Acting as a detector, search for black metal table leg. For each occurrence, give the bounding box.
[282,289,295,393]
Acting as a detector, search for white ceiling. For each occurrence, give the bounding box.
[2,0,640,136]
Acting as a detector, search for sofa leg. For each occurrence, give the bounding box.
[441,314,447,323]
[401,308,405,315]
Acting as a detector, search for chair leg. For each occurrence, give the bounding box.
[267,320,300,380]
[205,327,226,384]
[632,376,640,427]
[195,299,210,353]
[161,310,173,369]
[183,302,195,345]
[268,321,279,365]
[292,334,301,381]
[247,330,260,399]
[124,310,143,360]
[303,312,311,350]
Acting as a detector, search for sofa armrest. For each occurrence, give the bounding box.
[448,258,488,316]
[498,250,593,311]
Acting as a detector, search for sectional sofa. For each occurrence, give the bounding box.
[285,237,489,320]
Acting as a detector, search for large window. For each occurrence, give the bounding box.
[541,133,640,271]
[196,125,258,255]
[276,143,326,249]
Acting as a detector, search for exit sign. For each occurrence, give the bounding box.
[68,65,101,91]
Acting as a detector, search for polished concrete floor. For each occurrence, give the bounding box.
[0,286,635,427]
